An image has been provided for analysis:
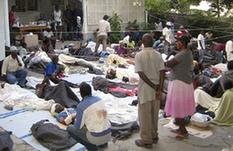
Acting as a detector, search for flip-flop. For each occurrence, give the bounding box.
[175,133,189,140]
[135,139,152,149]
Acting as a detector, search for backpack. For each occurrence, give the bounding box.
[31,120,77,151]
[0,131,13,151]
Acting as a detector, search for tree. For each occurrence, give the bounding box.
[145,0,171,14]
[145,0,202,14]
[171,0,202,14]
[109,13,123,43]
[206,0,233,17]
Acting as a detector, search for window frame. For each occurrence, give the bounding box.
[15,0,38,12]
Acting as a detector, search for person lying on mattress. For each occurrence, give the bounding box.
[67,82,111,151]
[35,79,80,108]
[50,103,77,125]
[202,60,233,97]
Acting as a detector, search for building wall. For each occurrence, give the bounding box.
[8,0,55,24]
[8,0,145,40]
[86,0,144,31]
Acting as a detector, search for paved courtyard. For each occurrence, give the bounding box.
[2,122,233,151]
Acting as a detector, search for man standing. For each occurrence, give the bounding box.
[225,39,233,62]
[135,34,165,148]
[67,82,111,151]
[63,5,73,40]
[95,15,111,53]
[53,5,62,40]
[197,31,206,63]
[162,22,175,54]
[1,46,27,87]
[9,5,16,45]
[72,5,83,40]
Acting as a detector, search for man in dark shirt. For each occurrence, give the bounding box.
[63,5,74,40]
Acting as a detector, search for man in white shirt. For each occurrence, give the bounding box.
[95,15,111,53]
[162,22,175,54]
[134,34,165,148]
[197,31,205,63]
[1,46,27,87]
[53,5,62,40]
[67,82,111,151]
[225,39,233,62]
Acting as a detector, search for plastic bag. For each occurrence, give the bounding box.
[191,113,212,128]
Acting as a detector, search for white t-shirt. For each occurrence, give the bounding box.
[162,27,175,44]
[135,47,165,104]
[225,40,233,61]
[98,19,111,37]
[1,55,24,75]
[197,34,205,50]
[54,10,62,22]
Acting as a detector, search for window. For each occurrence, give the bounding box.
[27,0,38,11]
[51,0,64,5]
[15,0,26,12]
[15,0,38,12]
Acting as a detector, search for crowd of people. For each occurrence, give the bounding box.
[3,5,233,150]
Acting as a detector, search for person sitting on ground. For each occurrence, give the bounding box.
[50,103,77,125]
[43,28,56,49]
[116,41,127,56]
[41,38,54,54]
[212,80,233,126]
[153,36,165,50]
[44,55,78,87]
[1,46,28,87]
[195,79,233,126]
[203,60,233,97]
[44,55,60,83]
[18,42,28,59]
[67,82,111,151]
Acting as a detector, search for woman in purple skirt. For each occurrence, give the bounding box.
[164,35,195,139]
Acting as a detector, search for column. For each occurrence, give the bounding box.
[4,0,10,47]
[0,0,6,60]
[82,0,88,41]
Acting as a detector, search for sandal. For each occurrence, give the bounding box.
[135,139,152,149]
[175,133,189,140]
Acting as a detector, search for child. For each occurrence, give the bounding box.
[50,103,77,125]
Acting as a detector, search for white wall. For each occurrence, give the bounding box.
[0,0,6,60]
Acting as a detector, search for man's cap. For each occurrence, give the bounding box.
[166,22,172,26]
[10,46,18,52]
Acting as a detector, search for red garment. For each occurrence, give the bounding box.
[212,43,225,52]
[176,30,188,38]
[9,11,15,26]
[109,87,137,96]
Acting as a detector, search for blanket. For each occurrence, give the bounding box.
[44,81,80,108]
[212,88,233,126]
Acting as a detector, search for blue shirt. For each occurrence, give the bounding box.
[45,62,57,77]
[55,108,76,122]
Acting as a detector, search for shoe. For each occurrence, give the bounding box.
[135,139,152,149]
